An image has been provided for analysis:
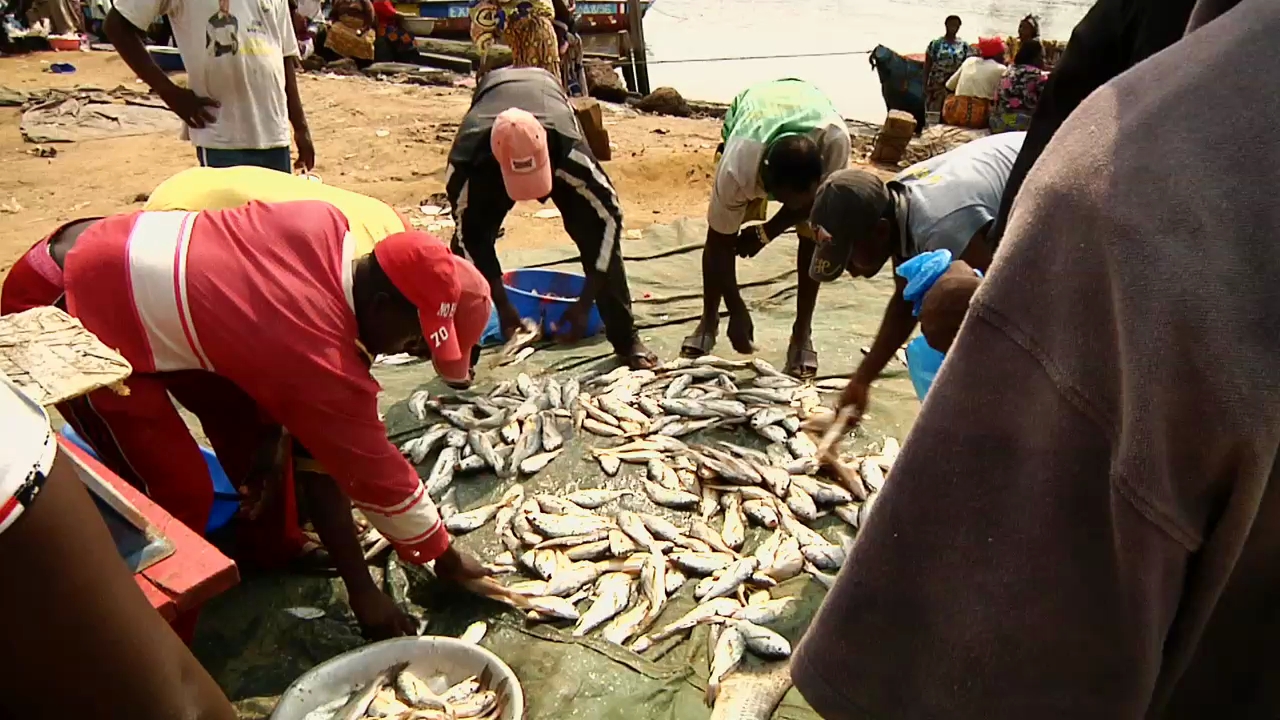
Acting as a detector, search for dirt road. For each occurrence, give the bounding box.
[0,51,727,274]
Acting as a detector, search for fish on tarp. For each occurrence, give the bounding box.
[519,449,562,475]
[425,446,459,498]
[574,572,633,637]
[707,625,746,706]
[602,599,651,646]
[541,414,565,451]
[565,488,633,509]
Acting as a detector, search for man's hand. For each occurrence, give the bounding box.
[735,225,769,259]
[294,127,316,172]
[349,585,417,640]
[839,378,871,421]
[497,300,523,340]
[553,298,592,343]
[433,545,491,583]
[159,85,219,129]
[919,261,983,353]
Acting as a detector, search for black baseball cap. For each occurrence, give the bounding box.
[808,169,891,282]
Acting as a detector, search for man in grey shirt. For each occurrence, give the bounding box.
[794,0,1280,717]
[807,131,1022,415]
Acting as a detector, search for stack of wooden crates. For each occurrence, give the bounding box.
[870,110,918,164]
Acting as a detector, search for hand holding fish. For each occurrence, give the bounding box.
[552,298,593,343]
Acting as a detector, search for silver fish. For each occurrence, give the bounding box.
[639,513,686,543]
[659,417,720,437]
[703,399,748,418]
[519,449,562,475]
[536,494,594,517]
[833,503,861,529]
[425,446,458,498]
[602,599,651,646]
[736,388,795,405]
[541,414,565,451]
[754,464,791,498]
[700,557,758,602]
[644,479,700,510]
[335,664,401,720]
[749,407,788,429]
[785,486,819,522]
[700,486,721,521]
[804,561,838,590]
[510,398,540,424]
[525,548,559,580]
[690,519,736,556]
[508,413,543,474]
[455,454,487,474]
[401,424,450,465]
[500,418,521,445]
[444,502,503,534]
[566,539,613,562]
[467,430,504,476]
[749,358,785,377]
[664,373,694,399]
[597,395,649,426]
[583,417,625,437]
[535,529,613,551]
[665,566,687,595]
[780,415,802,434]
[720,495,746,551]
[707,625,746,706]
[633,596,741,654]
[437,488,459,521]
[574,572,633,637]
[598,453,622,476]
[659,398,718,419]
[529,513,613,538]
[762,536,804,582]
[754,424,789,445]
[860,458,886,492]
[546,560,602,597]
[617,511,659,552]
[859,488,879,527]
[636,395,664,418]
[752,374,801,389]
[802,543,847,572]
[528,595,580,620]
[791,475,854,506]
[560,378,580,409]
[732,619,791,659]
[608,528,638,556]
[787,433,818,458]
[453,690,498,719]
[563,488,631,509]
[508,579,550,597]
[731,597,794,625]
[742,499,779,529]
[515,372,537,398]
[543,377,562,410]
[640,552,667,623]
[670,551,734,576]
[776,505,830,548]
[445,428,468,448]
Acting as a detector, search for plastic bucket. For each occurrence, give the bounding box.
[270,636,524,720]
[905,335,945,401]
[146,46,186,72]
[59,424,239,534]
[501,269,604,337]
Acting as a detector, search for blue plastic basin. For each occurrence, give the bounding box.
[502,269,604,338]
[905,335,945,401]
[147,46,185,73]
[60,424,239,534]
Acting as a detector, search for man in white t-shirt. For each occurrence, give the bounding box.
[104,0,315,173]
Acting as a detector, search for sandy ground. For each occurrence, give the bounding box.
[0,51,741,274]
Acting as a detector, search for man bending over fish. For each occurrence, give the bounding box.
[807,131,1024,417]
[1,198,492,640]
[445,67,657,369]
[682,78,852,378]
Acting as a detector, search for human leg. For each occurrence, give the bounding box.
[786,227,821,378]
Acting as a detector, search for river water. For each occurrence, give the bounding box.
[641,0,1093,121]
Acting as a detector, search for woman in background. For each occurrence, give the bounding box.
[991,39,1048,133]
[372,0,421,63]
[923,15,970,114]
[1006,14,1040,64]
[553,0,587,96]
[470,0,561,82]
[324,0,377,63]
[942,36,1005,128]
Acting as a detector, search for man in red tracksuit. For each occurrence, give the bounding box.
[5,200,491,637]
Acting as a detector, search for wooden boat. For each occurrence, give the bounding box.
[395,0,652,39]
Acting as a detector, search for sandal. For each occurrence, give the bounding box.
[784,336,819,379]
[618,340,660,370]
[680,327,717,358]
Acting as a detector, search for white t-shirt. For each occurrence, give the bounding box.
[0,375,56,535]
[115,0,300,150]
[946,57,1006,100]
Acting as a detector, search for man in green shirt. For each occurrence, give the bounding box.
[681,79,851,377]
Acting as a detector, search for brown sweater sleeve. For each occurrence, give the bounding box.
[792,313,1189,719]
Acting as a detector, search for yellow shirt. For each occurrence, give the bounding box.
[145,167,407,257]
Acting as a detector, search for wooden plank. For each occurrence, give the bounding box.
[625,0,649,95]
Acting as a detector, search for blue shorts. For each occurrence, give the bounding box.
[196,146,292,173]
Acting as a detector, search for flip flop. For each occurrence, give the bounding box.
[680,328,717,358]
[785,337,819,379]
[726,311,755,355]
[618,341,660,370]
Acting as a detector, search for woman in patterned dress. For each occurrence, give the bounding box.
[470,0,561,83]
[991,39,1049,133]
[923,15,972,114]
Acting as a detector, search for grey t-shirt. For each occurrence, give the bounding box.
[892,131,1024,259]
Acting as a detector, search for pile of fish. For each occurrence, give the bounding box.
[304,664,509,720]
[395,356,901,710]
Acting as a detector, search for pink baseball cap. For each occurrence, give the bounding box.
[430,256,492,384]
[491,108,552,202]
[373,231,464,364]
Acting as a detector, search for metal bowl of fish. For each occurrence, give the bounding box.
[270,635,523,720]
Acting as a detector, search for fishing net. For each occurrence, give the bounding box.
[195,213,924,719]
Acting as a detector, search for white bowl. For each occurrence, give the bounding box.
[270,636,524,720]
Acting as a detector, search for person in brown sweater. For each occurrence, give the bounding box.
[793,0,1280,717]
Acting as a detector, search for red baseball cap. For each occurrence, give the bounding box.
[431,255,492,384]
[491,108,552,202]
[373,231,464,364]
